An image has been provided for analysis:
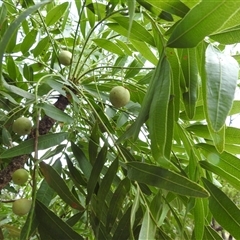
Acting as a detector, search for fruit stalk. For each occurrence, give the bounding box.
[0,95,69,190]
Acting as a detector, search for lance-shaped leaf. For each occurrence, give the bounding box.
[205,45,238,132]
[179,48,199,119]
[0,132,68,159]
[117,52,165,142]
[149,56,171,161]
[137,0,189,18]
[167,1,240,48]
[35,200,84,240]
[202,178,240,239]
[39,103,73,124]
[86,144,108,204]
[197,143,240,190]
[40,162,84,211]
[126,162,209,198]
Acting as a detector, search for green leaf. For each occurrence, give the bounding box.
[21,29,38,54]
[117,52,165,143]
[202,178,240,239]
[198,143,240,189]
[200,161,240,191]
[149,56,171,160]
[109,17,155,46]
[93,39,124,56]
[45,2,69,26]
[180,48,199,119]
[0,4,7,26]
[37,161,62,207]
[130,40,158,65]
[187,124,240,145]
[210,25,240,44]
[71,142,92,180]
[96,159,119,217]
[167,1,240,48]
[3,82,35,99]
[40,162,84,211]
[39,103,73,124]
[86,144,108,204]
[138,207,155,240]
[112,206,131,240]
[205,45,238,132]
[126,162,209,198]
[193,199,205,240]
[35,200,84,240]
[0,132,68,159]
[106,178,131,230]
[203,226,222,240]
[137,0,189,18]
[0,0,51,85]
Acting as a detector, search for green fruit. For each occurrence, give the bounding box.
[12,117,32,136]
[12,199,32,216]
[109,86,130,108]
[58,50,72,66]
[12,169,29,185]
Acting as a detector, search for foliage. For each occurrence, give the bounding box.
[0,0,240,239]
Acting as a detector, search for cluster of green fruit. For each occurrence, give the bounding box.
[11,169,32,216]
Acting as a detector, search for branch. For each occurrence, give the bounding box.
[0,95,69,190]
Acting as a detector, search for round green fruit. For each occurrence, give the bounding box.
[12,169,29,185]
[12,117,32,136]
[109,86,130,108]
[58,50,72,66]
[12,199,32,216]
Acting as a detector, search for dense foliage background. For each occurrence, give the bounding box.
[1,0,240,239]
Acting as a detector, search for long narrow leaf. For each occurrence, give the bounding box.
[127,162,209,198]
[167,1,240,48]
[202,178,240,239]
[35,200,84,240]
[0,132,68,159]
[40,162,84,211]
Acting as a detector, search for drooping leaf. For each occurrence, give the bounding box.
[126,162,209,198]
[202,178,240,240]
[40,162,84,211]
[35,200,84,240]
[86,144,108,204]
[197,143,240,190]
[179,47,199,119]
[106,178,131,230]
[0,132,68,159]
[71,142,92,180]
[39,103,73,124]
[204,45,238,132]
[149,56,171,161]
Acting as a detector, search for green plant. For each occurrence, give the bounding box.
[0,1,240,239]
